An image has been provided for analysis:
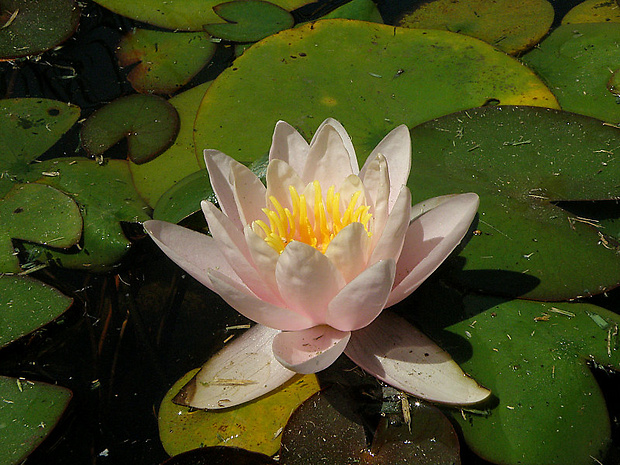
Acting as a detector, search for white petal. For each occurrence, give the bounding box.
[324,223,370,282]
[272,325,351,374]
[175,324,295,409]
[369,186,411,265]
[345,311,491,405]
[387,193,479,307]
[144,219,240,291]
[208,269,314,331]
[204,150,243,229]
[302,119,357,186]
[359,153,390,238]
[268,120,309,175]
[337,174,367,211]
[265,159,305,212]
[230,162,267,225]
[276,241,346,323]
[326,259,395,331]
[244,224,280,296]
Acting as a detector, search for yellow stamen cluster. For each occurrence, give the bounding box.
[254,181,372,254]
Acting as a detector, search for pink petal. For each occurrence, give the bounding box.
[345,311,491,405]
[177,324,296,409]
[208,269,314,331]
[144,219,240,291]
[324,223,371,282]
[368,186,411,265]
[387,193,479,307]
[276,241,346,323]
[244,224,281,297]
[272,325,351,374]
[326,259,395,331]
[360,124,411,211]
[302,119,357,187]
[265,159,305,212]
[204,150,242,229]
[359,153,390,238]
[230,162,267,225]
[268,120,309,175]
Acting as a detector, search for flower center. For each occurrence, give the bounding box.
[253,181,372,254]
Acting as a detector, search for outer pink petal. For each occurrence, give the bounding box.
[204,150,243,229]
[230,162,267,225]
[176,324,295,409]
[387,193,479,307]
[144,219,241,290]
[360,124,411,211]
[326,259,395,331]
[244,224,280,297]
[268,120,309,175]
[302,119,357,187]
[345,311,491,405]
[265,159,305,212]
[272,325,351,374]
[368,186,411,265]
[275,241,346,323]
[324,222,370,282]
[208,269,314,331]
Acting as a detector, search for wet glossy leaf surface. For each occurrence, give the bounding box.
[194,19,558,165]
[521,23,620,123]
[0,0,80,59]
[0,275,73,348]
[117,29,217,94]
[408,105,620,300]
[80,94,180,164]
[0,376,72,465]
[159,369,320,457]
[397,0,554,55]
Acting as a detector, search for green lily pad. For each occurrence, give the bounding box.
[0,0,80,60]
[129,82,210,208]
[194,19,558,166]
[0,183,82,273]
[562,0,620,25]
[27,158,150,271]
[396,0,554,55]
[80,94,180,165]
[204,1,294,43]
[0,275,73,348]
[521,23,620,124]
[92,0,312,31]
[159,369,320,457]
[410,285,620,465]
[153,169,212,223]
[408,105,620,300]
[0,375,72,465]
[319,0,383,23]
[0,98,81,197]
[117,29,217,95]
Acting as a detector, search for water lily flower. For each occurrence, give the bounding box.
[144,119,490,409]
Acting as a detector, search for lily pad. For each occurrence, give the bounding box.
[410,286,620,465]
[194,19,558,165]
[204,1,294,43]
[162,446,277,465]
[0,98,81,197]
[408,105,620,300]
[0,376,72,465]
[129,82,210,208]
[0,183,82,273]
[92,0,312,31]
[562,0,620,25]
[396,0,554,55]
[319,0,383,23]
[0,275,73,348]
[80,94,180,165]
[27,158,150,271]
[0,0,80,60]
[117,29,217,94]
[153,169,212,223]
[521,23,620,123]
[159,368,320,457]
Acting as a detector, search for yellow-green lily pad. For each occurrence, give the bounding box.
[117,29,217,95]
[562,0,620,25]
[194,19,558,166]
[204,1,294,43]
[0,0,80,60]
[159,369,320,457]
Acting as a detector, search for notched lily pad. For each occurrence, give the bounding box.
[0,375,72,465]
[80,94,180,164]
[204,1,294,42]
[0,275,73,348]
[117,29,217,94]
[0,0,80,60]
